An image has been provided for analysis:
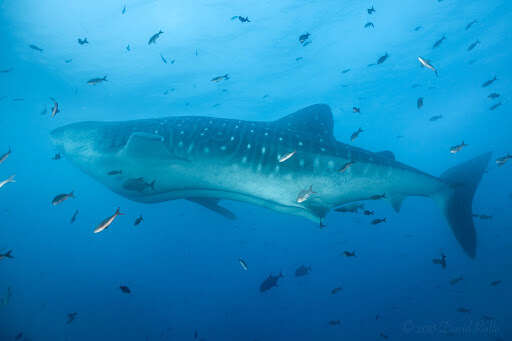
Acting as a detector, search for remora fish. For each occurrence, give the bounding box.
[50,104,492,257]
[94,207,124,233]
[148,30,163,45]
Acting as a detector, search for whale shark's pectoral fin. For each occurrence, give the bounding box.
[121,132,188,162]
[187,198,236,220]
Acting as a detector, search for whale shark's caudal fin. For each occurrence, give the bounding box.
[433,152,492,258]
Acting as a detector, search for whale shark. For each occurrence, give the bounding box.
[50,104,491,258]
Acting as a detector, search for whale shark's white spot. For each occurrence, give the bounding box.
[220,145,226,151]
[314,157,320,169]
[279,137,283,141]
[154,130,159,134]
[264,132,269,136]
[204,127,209,131]
[320,138,324,143]
[274,165,280,173]
[235,125,239,129]
[250,129,254,133]
[257,164,262,172]
[261,147,266,154]
[230,136,235,141]
[321,147,326,152]
[247,144,251,149]
[209,120,213,124]
[327,160,335,169]
[187,143,194,154]
[200,132,204,136]
[299,159,305,167]
[242,156,247,163]
[178,141,183,147]
[217,131,222,136]
[204,147,210,153]
[180,130,184,135]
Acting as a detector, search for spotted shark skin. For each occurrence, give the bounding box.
[51,104,490,257]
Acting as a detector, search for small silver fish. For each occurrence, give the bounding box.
[87,76,107,85]
[0,175,15,189]
[211,74,229,82]
[94,207,124,234]
[297,185,316,203]
[50,97,60,118]
[350,128,363,142]
[418,56,438,76]
[238,258,248,270]
[279,151,296,163]
[496,154,511,167]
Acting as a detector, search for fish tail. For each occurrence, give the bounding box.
[5,250,13,258]
[103,76,108,81]
[70,191,75,198]
[116,207,125,216]
[432,153,492,258]
[8,175,15,183]
[150,180,156,190]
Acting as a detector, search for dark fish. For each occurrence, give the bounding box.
[364,22,374,28]
[66,312,77,324]
[122,5,126,14]
[369,193,386,200]
[335,203,364,213]
[457,307,471,313]
[12,98,24,102]
[0,68,12,73]
[259,272,283,292]
[429,115,443,122]
[70,210,79,224]
[194,330,198,339]
[352,106,361,113]
[211,74,229,82]
[367,6,375,14]
[295,265,311,277]
[414,26,422,31]
[343,250,356,257]
[377,53,388,64]
[331,287,342,294]
[15,332,23,340]
[465,20,477,30]
[339,161,355,173]
[489,102,501,111]
[481,315,495,321]
[237,16,250,23]
[380,333,389,339]
[107,170,122,176]
[432,35,446,49]
[432,253,447,269]
[52,153,61,160]
[488,93,500,99]
[0,147,11,164]
[120,285,131,294]
[29,44,43,52]
[148,30,163,45]
[126,45,130,51]
[350,128,364,142]
[371,218,386,225]
[341,68,351,74]
[417,97,423,109]
[52,191,75,206]
[328,320,341,326]
[160,54,167,64]
[65,59,72,63]
[87,76,107,85]
[490,280,501,286]
[467,40,480,51]
[134,215,144,226]
[363,210,374,216]
[0,250,13,261]
[77,38,89,45]
[295,57,303,61]
[299,33,310,45]
[482,76,497,87]
[450,276,463,285]
[123,177,155,192]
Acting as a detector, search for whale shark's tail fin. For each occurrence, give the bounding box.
[434,152,492,258]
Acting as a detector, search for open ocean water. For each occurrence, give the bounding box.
[0,0,511,340]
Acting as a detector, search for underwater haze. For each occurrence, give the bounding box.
[0,0,511,340]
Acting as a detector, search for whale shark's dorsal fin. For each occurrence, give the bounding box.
[375,151,395,160]
[275,104,333,138]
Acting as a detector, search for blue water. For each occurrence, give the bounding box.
[0,0,511,340]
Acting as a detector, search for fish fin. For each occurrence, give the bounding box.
[121,132,186,161]
[187,198,236,220]
[389,194,405,212]
[275,104,334,140]
[375,150,395,160]
[432,152,492,258]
